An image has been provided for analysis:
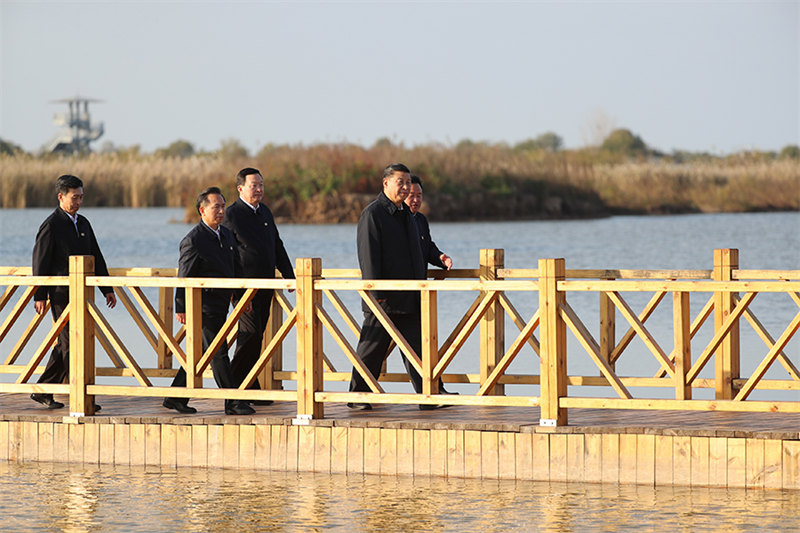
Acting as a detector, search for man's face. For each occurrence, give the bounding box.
[383,171,411,206]
[405,183,423,214]
[58,187,84,216]
[238,173,264,205]
[199,193,226,229]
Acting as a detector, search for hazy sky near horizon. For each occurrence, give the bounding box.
[1,1,798,155]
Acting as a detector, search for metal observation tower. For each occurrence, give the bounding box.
[46,96,105,154]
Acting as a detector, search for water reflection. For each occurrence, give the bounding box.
[1,462,799,532]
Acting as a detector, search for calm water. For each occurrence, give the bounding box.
[1,209,800,530]
[2,462,800,532]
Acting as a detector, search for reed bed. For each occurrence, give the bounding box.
[1,144,797,222]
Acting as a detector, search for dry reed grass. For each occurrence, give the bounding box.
[1,144,797,221]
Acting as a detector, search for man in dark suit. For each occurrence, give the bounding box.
[31,174,117,410]
[405,174,453,271]
[162,187,255,416]
[221,167,294,406]
[348,163,448,410]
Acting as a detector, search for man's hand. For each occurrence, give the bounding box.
[176,312,186,325]
[106,292,117,309]
[440,254,453,270]
[34,300,47,315]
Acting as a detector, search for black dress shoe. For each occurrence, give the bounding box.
[31,393,64,409]
[225,401,255,415]
[347,402,373,410]
[250,400,274,406]
[419,403,451,410]
[162,398,197,414]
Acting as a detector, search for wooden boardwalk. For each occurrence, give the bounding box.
[2,394,800,438]
[2,393,799,490]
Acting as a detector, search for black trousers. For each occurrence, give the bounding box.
[230,289,273,388]
[349,311,425,393]
[168,311,239,406]
[37,297,69,386]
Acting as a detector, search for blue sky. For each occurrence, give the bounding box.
[1,1,798,154]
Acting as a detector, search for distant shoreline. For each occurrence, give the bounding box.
[2,144,797,225]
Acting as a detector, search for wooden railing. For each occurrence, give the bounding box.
[0,249,798,425]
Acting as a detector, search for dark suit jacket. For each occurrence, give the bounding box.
[357,192,426,314]
[32,207,112,303]
[175,222,243,315]
[412,212,447,269]
[221,198,294,280]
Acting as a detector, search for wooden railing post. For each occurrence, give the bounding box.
[296,258,323,421]
[157,286,173,369]
[599,282,616,371]
[261,292,284,390]
[480,249,505,395]
[714,248,740,399]
[539,258,567,426]
[674,291,692,400]
[68,255,95,416]
[421,289,438,395]
[185,287,203,389]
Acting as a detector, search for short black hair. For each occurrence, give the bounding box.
[382,163,411,180]
[410,174,423,189]
[236,167,261,187]
[55,175,83,195]
[196,186,225,214]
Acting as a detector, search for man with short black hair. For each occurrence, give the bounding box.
[348,163,448,410]
[406,174,453,271]
[31,174,116,410]
[163,186,255,416]
[222,167,295,405]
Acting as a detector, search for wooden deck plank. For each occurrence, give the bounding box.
[160,423,176,468]
[550,434,568,482]
[727,438,746,488]
[175,425,192,467]
[298,425,314,472]
[22,421,38,462]
[673,436,690,486]
[746,438,765,489]
[129,423,146,466]
[414,430,431,477]
[708,437,727,488]
[584,433,602,483]
[207,425,223,469]
[347,426,364,475]
[464,430,482,478]
[567,434,584,483]
[99,424,114,464]
[145,423,161,467]
[430,429,447,477]
[330,426,347,474]
[447,429,464,478]
[240,425,255,470]
[39,422,54,463]
[498,432,516,480]
[515,433,533,480]
[764,439,783,489]
[654,435,672,486]
[636,434,655,486]
[397,428,414,476]
[222,424,239,469]
[690,436,709,487]
[254,425,270,470]
[84,423,100,465]
[314,426,331,473]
